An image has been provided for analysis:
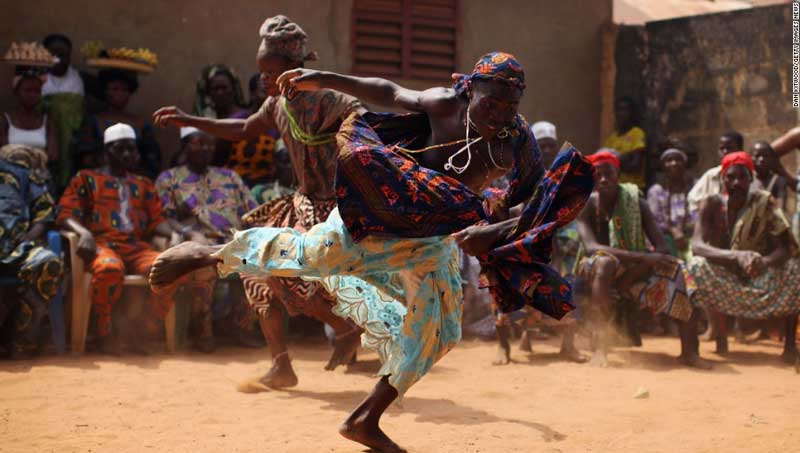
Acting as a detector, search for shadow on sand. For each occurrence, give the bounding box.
[285,388,566,443]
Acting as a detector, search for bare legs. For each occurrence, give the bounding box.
[588,256,617,367]
[339,376,406,453]
[493,323,511,365]
[588,256,708,368]
[558,325,586,362]
[149,242,221,289]
[254,291,361,389]
[677,309,712,369]
[780,315,798,364]
[257,304,298,389]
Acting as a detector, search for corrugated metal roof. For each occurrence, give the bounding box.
[614,0,789,25]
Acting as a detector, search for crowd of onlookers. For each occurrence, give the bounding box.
[471,97,800,367]
[2,32,799,365]
[0,33,293,358]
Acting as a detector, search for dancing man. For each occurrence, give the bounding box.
[151,52,593,452]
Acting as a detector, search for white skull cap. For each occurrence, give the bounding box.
[104,123,137,145]
[531,121,557,140]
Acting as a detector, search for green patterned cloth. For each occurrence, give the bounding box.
[43,93,84,190]
[608,183,646,251]
[575,182,645,269]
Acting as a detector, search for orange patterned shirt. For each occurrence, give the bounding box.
[57,168,164,249]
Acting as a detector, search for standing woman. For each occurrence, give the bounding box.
[194,64,249,120]
[1,67,58,164]
[78,68,161,178]
[190,65,251,171]
[604,96,647,189]
[41,33,85,193]
[646,148,695,261]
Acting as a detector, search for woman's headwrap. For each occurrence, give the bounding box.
[0,144,49,175]
[451,51,525,97]
[586,150,621,169]
[193,64,246,118]
[259,15,318,63]
[721,151,754,176]
[660,147,688,163]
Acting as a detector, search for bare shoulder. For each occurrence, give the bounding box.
[419,87,460,114]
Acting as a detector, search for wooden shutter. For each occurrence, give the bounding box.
[352,0,459,81]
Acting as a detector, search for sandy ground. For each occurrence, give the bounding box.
[1,335,798,453]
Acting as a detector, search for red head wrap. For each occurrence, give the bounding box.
[587,150,620,169]
[721,151,754,177]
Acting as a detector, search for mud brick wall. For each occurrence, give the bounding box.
[615,4,798,188]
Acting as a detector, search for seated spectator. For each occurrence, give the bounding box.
[1,67,58,163]
[41,33,85,193]
[575,151,708,368]
[604,97,646,189]
[78,69,161,178]
[0,144,63,358]
[57,123,215,354]
[155,127,259,349]
[688,131,743,213]
[690,152,800,362]
[647,148,695,261]
[750,141,787,209]
[156,127,257,244]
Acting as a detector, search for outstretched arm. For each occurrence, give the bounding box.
[772,127,800,157]
[152,106,270,142]
[277,69,449,114]
[771,128,800,189]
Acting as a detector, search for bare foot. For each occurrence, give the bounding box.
[339,416,407,453]
[492,344,511,366]
[325,328,361,371]
[259,354,298,389]
[678,354,713,370]
[519,331,532,353]
[780,348,799,365]
[588,350,609,367]
[149,242,221,290]
[559,346,587,363]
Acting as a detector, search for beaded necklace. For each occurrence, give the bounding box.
[282,97,336,146]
